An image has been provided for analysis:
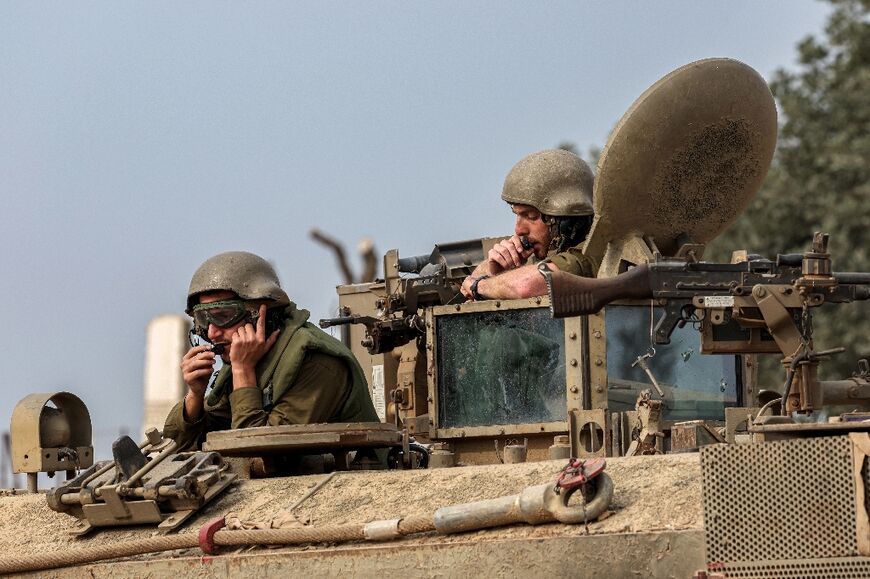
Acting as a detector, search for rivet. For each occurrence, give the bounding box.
[570,359,578,367]
[593,330,601,339]
[570,386,579,393]
[595,358,603,366]
[569,332,577,340]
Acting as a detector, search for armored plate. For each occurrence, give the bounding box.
[584,58,777,264]
[203,422,403,455]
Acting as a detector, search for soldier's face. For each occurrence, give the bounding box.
[512,204,551,259]
[200,290,248,361]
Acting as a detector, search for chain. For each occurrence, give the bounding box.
[582,483,590,534]
[800,301,814,344]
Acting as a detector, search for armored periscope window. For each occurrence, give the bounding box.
[10,392,94,493]
[603,305,740,421]
[426,298,582,438]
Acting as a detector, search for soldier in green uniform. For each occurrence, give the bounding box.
[460,149,598,300]
[163,251,380,451]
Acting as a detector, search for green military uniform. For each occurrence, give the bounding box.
[547,246,598,278]
[164,303,379,451]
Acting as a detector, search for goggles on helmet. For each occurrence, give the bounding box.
[191,300,258,336]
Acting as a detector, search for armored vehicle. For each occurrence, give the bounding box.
[2,58,870,579]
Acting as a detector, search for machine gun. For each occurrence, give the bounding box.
[542,232,870,416]
[319,238,487,354]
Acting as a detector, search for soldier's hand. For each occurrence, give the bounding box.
[181,345,216,398]
[228,304,280,384]
[488,236,533,271]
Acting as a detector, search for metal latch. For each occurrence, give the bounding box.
[46,428,236,535]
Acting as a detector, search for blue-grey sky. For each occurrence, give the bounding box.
[0,2,830,457]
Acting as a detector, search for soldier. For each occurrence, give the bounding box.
[163,251,380,451]
[461,149,597,300]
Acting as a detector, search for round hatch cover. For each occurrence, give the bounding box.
[585,58,778,261]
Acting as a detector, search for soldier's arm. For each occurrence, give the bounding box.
[229,352,350,428]
[162,398,231,451]
[471,261,555,299]
[469,247,597,300]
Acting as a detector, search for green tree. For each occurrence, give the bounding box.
[708,0,870,383]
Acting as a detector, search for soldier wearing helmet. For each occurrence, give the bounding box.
[163,251,380,451]
[461,149,598,300]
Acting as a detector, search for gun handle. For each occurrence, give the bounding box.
[544,264,652,318]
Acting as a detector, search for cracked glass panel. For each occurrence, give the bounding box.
[605,305,739,421]
[435,308,567,429]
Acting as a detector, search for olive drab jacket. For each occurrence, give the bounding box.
[546,245,598,278]
[163,303,380,451]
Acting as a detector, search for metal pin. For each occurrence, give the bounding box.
[631,353,665,398]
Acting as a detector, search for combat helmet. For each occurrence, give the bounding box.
[501,149,594,217]
[186,251,290,314]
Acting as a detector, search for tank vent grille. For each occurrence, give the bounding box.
[863,456,870,521]
[700,436,858,563]
[712,557,870,578]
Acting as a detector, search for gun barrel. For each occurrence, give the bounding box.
[834,272,870,285]
[318,316,356,329]
[397,254,431,274]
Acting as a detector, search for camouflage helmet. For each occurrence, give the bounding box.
[501,149,594,217]
[186,251,290,314]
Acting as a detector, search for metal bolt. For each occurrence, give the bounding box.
[593,330,601,339]
[455,304,461,311]
[596,386,604,393]
[495,301,501,307]
[569,332,577,340]
[570,386,579,393]
[427,396,433,402]
[570,359,578,367]
[753,286,767,298]
[535,297,542,305]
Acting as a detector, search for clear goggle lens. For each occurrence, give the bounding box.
[191,300,253,334]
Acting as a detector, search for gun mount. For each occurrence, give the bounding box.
[544,232,870,417]
[320,238,489,355]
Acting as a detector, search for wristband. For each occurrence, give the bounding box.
[470,275,490,301]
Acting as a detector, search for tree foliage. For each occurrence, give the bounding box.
[708,0,870,382]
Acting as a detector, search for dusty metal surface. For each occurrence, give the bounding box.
[0,454,704,576]
[24,530,706,579]
[11,392,94,482]
[585,58,777,272]
[203,422,403,455]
